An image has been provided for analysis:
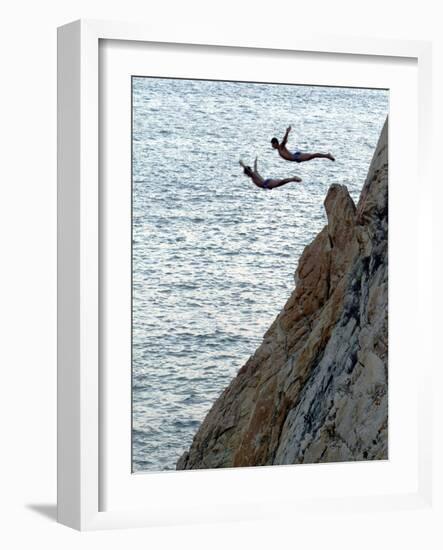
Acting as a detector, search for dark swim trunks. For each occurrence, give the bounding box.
[292,151,302,162]
[262,179,272,189]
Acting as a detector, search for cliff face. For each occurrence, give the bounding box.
[177,119,388,470]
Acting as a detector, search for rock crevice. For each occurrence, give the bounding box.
[177,118,388,470]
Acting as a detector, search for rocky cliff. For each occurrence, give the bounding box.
[177,118,388,469]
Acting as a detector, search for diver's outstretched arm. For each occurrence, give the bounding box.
[281,125,291,147]
[253,157,263,179]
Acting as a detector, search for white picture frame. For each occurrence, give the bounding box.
[57,19,433,531]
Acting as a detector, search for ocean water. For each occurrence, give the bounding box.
[132,77,389,472]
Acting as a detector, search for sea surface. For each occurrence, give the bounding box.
[132,77,389,472]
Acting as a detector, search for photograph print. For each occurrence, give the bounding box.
[131,76,389,472]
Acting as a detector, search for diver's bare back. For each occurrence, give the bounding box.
[277,145,297,161]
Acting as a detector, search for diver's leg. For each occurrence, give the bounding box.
[268,176,302,189]
[297,152,335,162]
